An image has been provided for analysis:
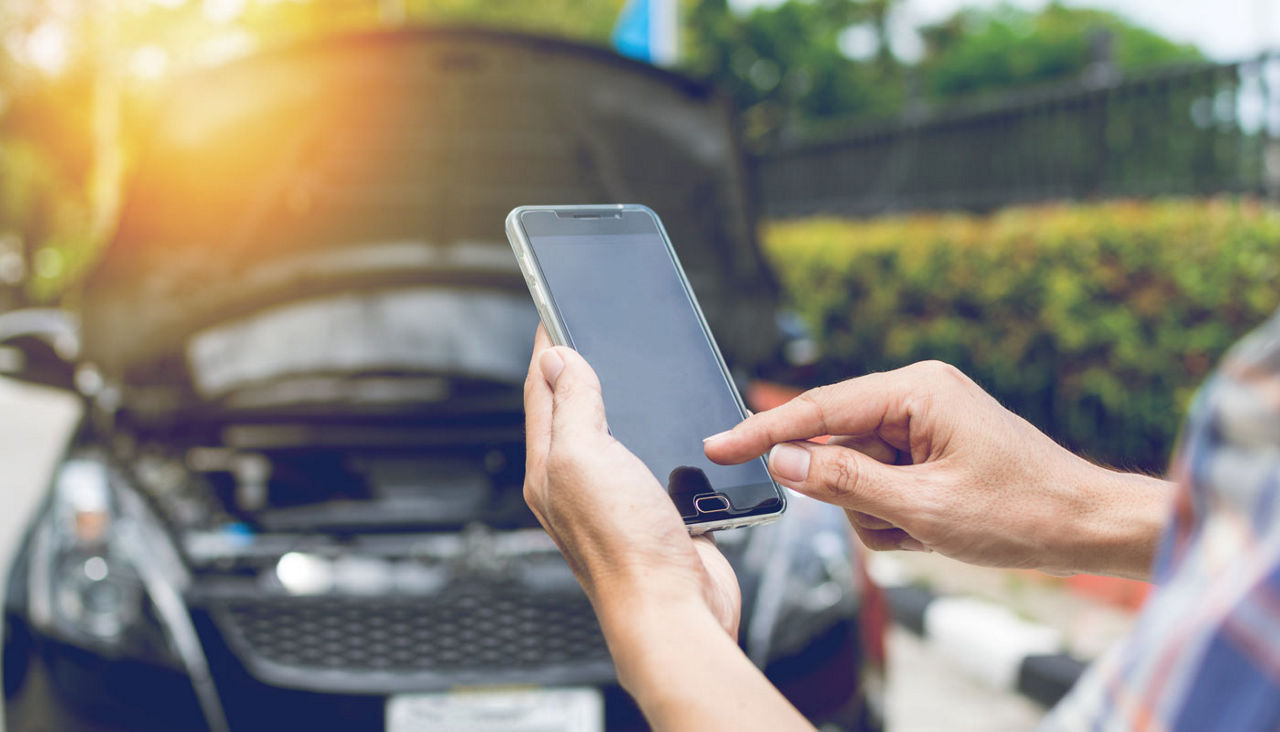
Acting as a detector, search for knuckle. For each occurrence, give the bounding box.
[823,453,862,498]
[791,390,830,436]
[917,359,968,386]
[915,359,949,377]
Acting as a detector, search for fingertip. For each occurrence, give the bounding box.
[538,348,565,387]
[542,346,596,385]
[703,430,732,444]
[702,430,747,464]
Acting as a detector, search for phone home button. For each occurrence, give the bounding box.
[693,494,731,514]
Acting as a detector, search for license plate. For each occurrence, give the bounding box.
[386,688,603,732]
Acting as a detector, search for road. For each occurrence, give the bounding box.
[886,627,1045,730]
[0,384,1046,731]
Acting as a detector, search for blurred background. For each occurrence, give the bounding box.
[2,1,1278,455]
[0,0,1277,730]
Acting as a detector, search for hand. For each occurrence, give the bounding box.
[523,328,812,731]
[523,327,740,637]
[705,361,1172,579]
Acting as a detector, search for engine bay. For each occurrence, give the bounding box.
[115,421,558,598]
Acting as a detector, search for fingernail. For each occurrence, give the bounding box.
[768,443,810,483]
[539,349,565,386]
[899,538,928,552]
[703,430,731,444]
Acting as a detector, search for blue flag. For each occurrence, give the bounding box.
[612,0,677,66]
[612,0,653,62]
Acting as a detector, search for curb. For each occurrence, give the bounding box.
[881,582,1088,708]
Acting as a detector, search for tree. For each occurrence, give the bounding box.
[0,0,627,301]
[917,3,1205,100]
[683,0,1208,143]
[0,0,1218,300]
[683,0,904,143]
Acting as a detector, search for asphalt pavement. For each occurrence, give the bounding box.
[0,383,1048,731]
[886,626,1046,730]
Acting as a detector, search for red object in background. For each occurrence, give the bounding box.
[1064,574,1151,612]
[747,381,831,443]
[856,546,890,668]
[745,381,803,413]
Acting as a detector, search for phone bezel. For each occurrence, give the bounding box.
[505,204,786,534]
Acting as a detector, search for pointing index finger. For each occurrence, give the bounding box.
[704,373,899,464]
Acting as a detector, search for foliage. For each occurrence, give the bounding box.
[0,7,101,305]
[0,0,628,304]
[762,199,1280,471]
[0,0,1226,301]
[237,0,626,48]
[917,3,1205,99]
[683,0,903,142]
[685,0,1209,142]
[403,0,624,41]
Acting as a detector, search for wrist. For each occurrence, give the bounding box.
[594,591,726,695]
[591,573,713,648]
[1053,463,1173,580]
[583,557,709,621]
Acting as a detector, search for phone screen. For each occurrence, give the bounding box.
[519,209,782,521]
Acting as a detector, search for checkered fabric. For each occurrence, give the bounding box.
[1046,310,1280,730]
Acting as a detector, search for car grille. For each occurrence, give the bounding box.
[213,588,612,675]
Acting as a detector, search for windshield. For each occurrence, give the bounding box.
[186,287,538,400]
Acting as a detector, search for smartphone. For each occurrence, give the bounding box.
[506,204,786,533]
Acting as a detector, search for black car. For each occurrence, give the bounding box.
[1,29,885,732]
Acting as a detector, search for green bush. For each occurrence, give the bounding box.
[762,199,1280,472]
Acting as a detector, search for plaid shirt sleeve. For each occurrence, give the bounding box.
[1043,310,1280,731]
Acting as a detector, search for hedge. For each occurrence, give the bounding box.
[762,199,1280,472]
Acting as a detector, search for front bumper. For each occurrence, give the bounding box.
[6,606,874,732]
[5,607,646,732]
[4,613,206,732]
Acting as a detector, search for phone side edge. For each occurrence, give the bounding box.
[689,507,784,535]
[505,206,572,348]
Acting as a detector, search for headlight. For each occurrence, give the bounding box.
[28,455,232,731]
[743,492,859,664]
[27,456,183,667]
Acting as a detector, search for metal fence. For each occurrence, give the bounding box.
[753,53,1280,218]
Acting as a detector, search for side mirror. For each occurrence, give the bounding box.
[0,308,80,392]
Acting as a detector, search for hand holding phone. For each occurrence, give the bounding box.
[506,204,786,532]
[523,328,812,732]
[523,328,742,633]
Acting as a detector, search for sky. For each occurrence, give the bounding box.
[730,0,1280,62]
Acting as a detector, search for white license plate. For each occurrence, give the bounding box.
[386,687,603,732]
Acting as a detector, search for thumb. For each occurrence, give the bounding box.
[766,441,910,520]
[538,347,610,443]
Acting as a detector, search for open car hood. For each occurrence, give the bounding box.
[81,28,780,381]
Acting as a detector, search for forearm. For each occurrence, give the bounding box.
[596,595,813,732]
[1057,465,1174,581]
